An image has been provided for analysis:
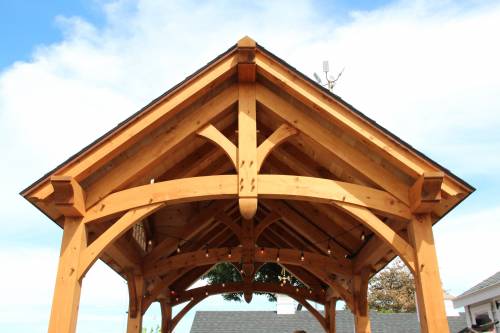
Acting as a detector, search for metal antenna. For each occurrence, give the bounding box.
[314,60,344,92]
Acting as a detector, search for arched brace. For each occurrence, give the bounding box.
[215,212,243,241]
[256,123,298,171]
[83,175,410,223]
[77,203,164,280]
[143,247,352,279]
[306,265,354,310]
[170,282,325,305]
[197,124,238,169]
[171,297,203,331]
[254,211,281,239]
[335,202,416,274]
[290,295,328,332]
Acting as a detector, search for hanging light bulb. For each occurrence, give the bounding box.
[300,251,305,262]
[276,249,280,262]
[309,289,313,294]
[260,247,265,255]
[222,283,226,287]
[327,240,332,255]
[205,291,209,296]
[177,243,181,253]
[175,297,179,302]
[360,232,366,241]
[296,287,299,292]
[205,247,209,258]
[228,248,232,259]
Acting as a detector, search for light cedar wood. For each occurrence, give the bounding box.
[409,172,444,213]
[24,53,238,203]
[78,204,164,280]
[256,123,298,171]
[160,299,172,333]
[51,176,86,217]
[83,175,410,223]
[238,83,258,219]
[353,269,371,333]
[326,298,338,333]
[255,51,468,198]
[196,124,237,168]
[254,211,281,238]
[409,214,450,333]
[126,274,144,333]
[291,294,327,331]
[256,84,410,204]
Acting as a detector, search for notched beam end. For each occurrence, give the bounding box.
[237,37,256,83]
[409,172,444,213]
[50,175,86,217]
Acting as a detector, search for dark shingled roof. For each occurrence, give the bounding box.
[457,271,500,299]
[189,310,467,333]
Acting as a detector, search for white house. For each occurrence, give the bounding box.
[454,271,500,332]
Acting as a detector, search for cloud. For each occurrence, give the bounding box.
[1,0,499,332]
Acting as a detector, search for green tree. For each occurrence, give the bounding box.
[205,262,304,302]
[367,258,416,313]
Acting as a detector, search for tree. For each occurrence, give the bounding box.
[367,258,416,313]
[204,262,304,302]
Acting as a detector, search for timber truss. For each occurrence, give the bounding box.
[21,37,473,333]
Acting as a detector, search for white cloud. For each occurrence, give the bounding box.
[1,0,500,332]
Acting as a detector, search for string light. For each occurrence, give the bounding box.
[175,297,179,302]
[276,249,280,262]
[205,246,209,258]
[260,247,265,255]
[222,283,226,287]
[360,232,366,241]
[309,289,313,294]
[177,244,181,253]
[296,287,299,292]
[300,251,305,262]
[228,248,232,259]
[327,240,332,255]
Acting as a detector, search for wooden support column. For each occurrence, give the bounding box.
[160,299,172,333]
[126,274,144,333]
[326,298,337,333]
[408,172,449,333]
[409,214,449,333]
[237,36,258,220]
[241,218,255,303]
[48,176,87,333]
[352,270,371,333]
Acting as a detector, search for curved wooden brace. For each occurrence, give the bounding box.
[77,204,164,280]
[254,211,281,239]
[335,202,416,274]
[197,124,238,169]
[169,283,327,332]
[257,124,298,171]
[215,212,243,240]
[143,247,352,278]
[306,265,354,310]
[290,294,328,332]
[170,282,325,305]
[83,175,409,223]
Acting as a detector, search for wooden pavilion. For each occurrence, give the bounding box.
[21,36,474,333]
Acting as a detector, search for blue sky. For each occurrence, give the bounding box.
[1,1,500,332]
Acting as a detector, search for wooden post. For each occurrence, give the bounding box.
[409,214,449,333]
[353,270,371,333]
[326,298,337,333]
[160,299,172,333]
[126,274,144,333]
[48,217,87,333]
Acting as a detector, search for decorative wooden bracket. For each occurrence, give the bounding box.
[409,172,444,213]
[196,124,237,168]
[257,124,298,171]
[51,175,86,217]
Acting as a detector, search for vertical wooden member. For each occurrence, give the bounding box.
[237,37,258,220]
[241,218,255,303]
[326,298,337,333]
[126,274,144,333]
[409,214,449,333]
[353,270,371,333]
[48,217,87,333]
[160,299,172,333]
[48,176,87,333]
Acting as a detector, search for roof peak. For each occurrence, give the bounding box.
[238,36,256,48]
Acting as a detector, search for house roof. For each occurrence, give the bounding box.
[189,310,467,333]
[456,271,500,299]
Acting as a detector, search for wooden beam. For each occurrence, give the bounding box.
[238,82,258,219]
[197,124,237,168]
[126,274,144,333]
[215,212,243,241]
[237,36,256,83]
[290,294,328,332]
[326,298,338,333]
[352,269,371,333]
[256,124,298,171]
[25,52,238,203]
[256,84,410,204]
[254,211,281,239]
[409,172,444,213]
[78,204,164,280]
[408,214,449,333]
[160,299,172,333]
[51,176,86,217]
[255,51,467,198]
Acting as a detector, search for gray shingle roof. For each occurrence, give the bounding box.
[457,271,500,299]
[189,310,467,333]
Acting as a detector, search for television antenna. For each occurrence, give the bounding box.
[314,60,344,91]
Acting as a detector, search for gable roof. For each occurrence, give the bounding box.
[456,271,500,299]
[189,310,467,333]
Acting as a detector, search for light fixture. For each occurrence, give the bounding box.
[205,247,209,258]
[260,247,265,255]
[300,251,305,262]
[360,232,366,241]
[177,244,181,253]
[309,289,313,294]
[276,249,280,262]
[327,242,332,255]
[175,297,179,302]
[222,283,226,287]
[228,248,232,259]
[205,291,209,296]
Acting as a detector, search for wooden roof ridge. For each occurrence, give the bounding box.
[20,36,474,204]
